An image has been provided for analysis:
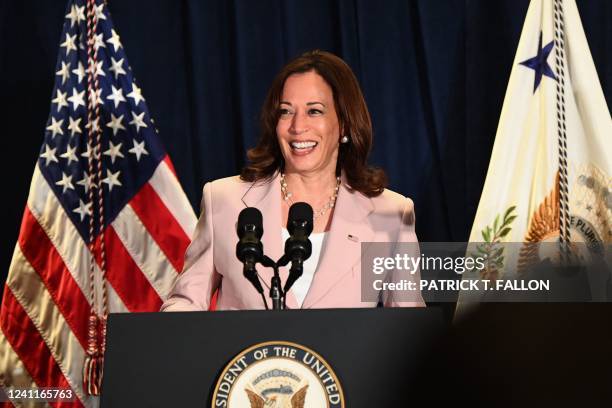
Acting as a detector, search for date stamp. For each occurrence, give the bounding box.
[0,387,75,402]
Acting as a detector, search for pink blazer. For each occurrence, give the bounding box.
[161,172,425,311]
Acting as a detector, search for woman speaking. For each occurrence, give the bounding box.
[162,50,424,311]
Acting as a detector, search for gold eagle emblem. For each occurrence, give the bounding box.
[518,173,561,274]
[245,385,308,408]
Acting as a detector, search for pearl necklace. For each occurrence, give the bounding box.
[280,173,341,220]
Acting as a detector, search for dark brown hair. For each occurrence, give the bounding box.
[240,50,387,197]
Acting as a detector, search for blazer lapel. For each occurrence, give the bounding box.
[241,172,299,309]
[302,178,374,308]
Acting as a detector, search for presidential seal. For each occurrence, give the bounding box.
[212,341,344,408]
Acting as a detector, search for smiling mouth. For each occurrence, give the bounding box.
[290,141,318,151]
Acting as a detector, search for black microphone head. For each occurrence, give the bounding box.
[237,207,263,239]
[288,202,313,236]
[236,207,264,264]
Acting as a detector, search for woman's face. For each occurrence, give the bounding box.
[276,71,341,177]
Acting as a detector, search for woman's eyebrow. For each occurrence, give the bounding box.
[279,101,326,107]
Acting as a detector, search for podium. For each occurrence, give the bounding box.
[101,307,445,407]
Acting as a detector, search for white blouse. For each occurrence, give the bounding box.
[281,228,328,308]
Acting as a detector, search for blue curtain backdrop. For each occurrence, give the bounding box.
[1,0,610,290]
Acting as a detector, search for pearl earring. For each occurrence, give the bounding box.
[340,135,349,144]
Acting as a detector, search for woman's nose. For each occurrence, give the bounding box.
[289,111,308,134]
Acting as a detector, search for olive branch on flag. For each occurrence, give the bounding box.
[470,206,517,279]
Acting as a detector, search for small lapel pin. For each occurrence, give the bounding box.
[347,234,359,242]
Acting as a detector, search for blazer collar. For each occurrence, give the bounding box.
[302,175,374,308]
[240,171,375,309]
[334,172,374,221]
[241,171,281,208]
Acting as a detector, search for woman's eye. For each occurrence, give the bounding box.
[308,108,323,115]
[279,108,292,116]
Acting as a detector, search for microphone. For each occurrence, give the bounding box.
[236,207,265,295]
[280,202,313,294]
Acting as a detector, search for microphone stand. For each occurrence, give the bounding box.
[252,250,306,310]
[260,256,284,310]
[270,264,283,310]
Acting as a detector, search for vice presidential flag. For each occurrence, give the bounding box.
[0,0,196,406]
[461,0,611,298]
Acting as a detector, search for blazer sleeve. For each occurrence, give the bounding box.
[384,197,426,308]
[161,182,222,311]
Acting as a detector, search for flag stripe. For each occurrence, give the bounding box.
[98,227,162,312]
[0,289,83,408]
[149,158,197,239]
[113,204,178,300]
[162,155,177,176]
[129,181,189,274]
[7,247,91,406]
[0,329,37,408]
[18,207,90,350]
[100,276,129,314]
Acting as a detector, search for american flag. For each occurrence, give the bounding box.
[0,0,196,406]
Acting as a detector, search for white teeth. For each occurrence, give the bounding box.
[290,141,317,149]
